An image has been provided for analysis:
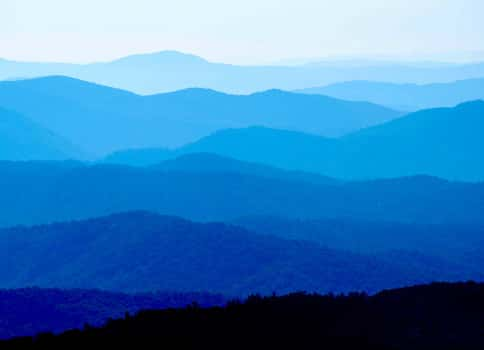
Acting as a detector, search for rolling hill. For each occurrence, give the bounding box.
[149,153,338,185]
[233,216,484,272]
[0,161,483,227]
[0,107,82,160]
[4,282,484,349]
[336,100,484,180]
[109,101,484,181]
[297,78,484,111]
[0,288,224,339]
[3,51,484,94]
[0,212,478,296]
[0,76,400,155]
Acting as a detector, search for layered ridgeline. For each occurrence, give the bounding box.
[233,216,484,275]
[2,51,484,94]
[0,107,81,160]
[0,288,224,339]
[152,153,339,186]
[0,76,400,155]
[4,283,484,350]
[297,78,484,111]
[0,212,480,297]
[106,101,484,181]
[1,160,484,227]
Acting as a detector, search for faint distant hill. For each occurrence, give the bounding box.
[2,51,484,94]
[0,288,224,339]
[0,76,400,155]
[0,212,477,296]
[0,161,484,227]
[0,107,82,160]
[110,101,484,181]
[297,78,484,111]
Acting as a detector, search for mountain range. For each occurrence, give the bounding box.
[0,76,400,155]
[0,159,484,228]
[2,51,484,94]
[0,107,81,160]
[5,282,484,350]
[233,216,484,273]
[0,288,224,339]
[106,100,484,181]
[297,78,484,111]
[1,212,479,297]
[157,153,340,185]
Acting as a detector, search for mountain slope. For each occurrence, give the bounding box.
[5,283,484,350]
[336,100,484,180]
[0,76,400,155]
[0,288,224,339]
[233,216,484,272]
[145,88,402,137]
[3,51,484,94]
[178,126,335,172]
[0,107,82,160]
[297,78,484,111]
[152,153,339,186]
[132,101,483,181]
[0,161,483,227]
[0,212,477,296]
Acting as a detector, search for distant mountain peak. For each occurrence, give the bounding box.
[159,87,230,97]
[111,50,209,65]
[455,99,484,108]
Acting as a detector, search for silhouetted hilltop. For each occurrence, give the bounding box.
[0,76,400,155]
[0,288,224,339]
[3,282,484,349]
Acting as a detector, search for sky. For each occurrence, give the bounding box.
[1,0,484,64]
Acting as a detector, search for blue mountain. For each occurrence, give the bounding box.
[0,212,476,296]
[0,161,483,228]
[297,78,484,111]
[0,107,82,160]
[233,216,484,272]
[0,76,400,155]
[152,153,339,186]
[0,288,224,339]
[109,101,483,181]
[2,51,484,94]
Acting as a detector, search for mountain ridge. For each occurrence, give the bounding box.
[3,51,484,94]
[0,107,83,160]
[104,101,484,181]
[297,78,484,111]
[0,160,483,228]
[0,76,401,155]
[1,211,478,296]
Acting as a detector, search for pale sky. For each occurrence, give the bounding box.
[1,0,484,64]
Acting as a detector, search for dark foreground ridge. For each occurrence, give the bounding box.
[3,282,484,349]
[0,288,225,340]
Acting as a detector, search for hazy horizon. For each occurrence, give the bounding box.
[2,49,484,67]
[2,0,484,65]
